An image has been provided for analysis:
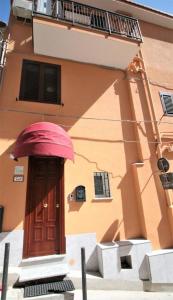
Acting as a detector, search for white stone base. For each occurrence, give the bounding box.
[0,288,23,300]
[145,249,173,283]
[5,231,172,285]
[0,231,98,283]
[0,267,19,287]
[0,230,23,266]
[0,231,98,271]
[97,239,152,281]
[97,242,119,279]
[117,239,152,281]
[19,255,68,282]
[66,233,98,271]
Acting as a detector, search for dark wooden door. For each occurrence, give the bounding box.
[23,157,65,258]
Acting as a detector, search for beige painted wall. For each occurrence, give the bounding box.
[0,15,173,249]
[140,21,173,132]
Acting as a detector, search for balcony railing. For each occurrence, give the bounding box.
[33,0,142,42]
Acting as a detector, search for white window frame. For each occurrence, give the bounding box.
[93,172,111,199]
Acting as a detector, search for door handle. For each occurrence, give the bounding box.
[43,203,48,208]
[56,204,60,208]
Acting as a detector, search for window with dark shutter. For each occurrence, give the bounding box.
[94,172,111,198]
[160,93,173,116]
[19,60,61,104]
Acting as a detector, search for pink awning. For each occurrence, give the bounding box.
[12,122,74,160]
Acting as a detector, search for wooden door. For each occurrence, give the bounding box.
[23,157,65,258]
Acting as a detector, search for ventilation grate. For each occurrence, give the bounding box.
[24,280,75,298]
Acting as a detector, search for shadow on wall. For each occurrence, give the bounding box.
[2,53,160,245]
[86,246,99,272]
[114,77,142,240]
[112,69,173,247]
[0,142,66,233]
[68,202,84,212]
[100,220,121,243]
[140,21,173,43]
[1,58,120,136]
[0,65,124,244]
[67,188,85,212]
[136,78,173,248]
[0,142,26,234]
[65,71,147,243]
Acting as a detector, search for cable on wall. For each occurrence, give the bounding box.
[1,107,173,126]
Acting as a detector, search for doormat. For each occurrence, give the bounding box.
[24,280,75,298]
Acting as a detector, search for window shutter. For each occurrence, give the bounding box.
[20,61,40,101]
[160,93,173,115]
[43,65,59,103]
[19,60,61,104]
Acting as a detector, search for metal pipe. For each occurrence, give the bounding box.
[0,206,4,233]
[1,243,10,300]
[81,247,87,300]
[139,50,161,147]
[138,50,173,212]
[0,40,7,88]
[0,41,7,67]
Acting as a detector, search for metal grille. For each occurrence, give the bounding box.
[160,92,173,116]
[33,0,142,41]
[24,280,75,297]
[94,172,110,198]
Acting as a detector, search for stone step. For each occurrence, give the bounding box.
[20,255,67,267]
[24,292,74,300]
[67,271,143,291]
[0,289,74,300]
[0,267,19,286]
[19,255,68,282]
[143,281,173,292]
[0,288,23,300]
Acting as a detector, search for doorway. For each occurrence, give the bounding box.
[23,156,65,258]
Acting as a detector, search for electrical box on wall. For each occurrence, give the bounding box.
[160,173,173,189]
[75,186,86,202]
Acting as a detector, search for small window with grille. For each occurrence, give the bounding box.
[94,172,111,198]
[160,92,173,116]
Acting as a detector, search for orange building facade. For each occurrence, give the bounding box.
[0,0,173,285]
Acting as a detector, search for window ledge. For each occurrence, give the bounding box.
[18,97,63,106]
[92,197,113,201]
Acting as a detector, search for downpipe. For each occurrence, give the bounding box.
[0,40,7,88]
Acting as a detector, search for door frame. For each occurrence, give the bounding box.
[23,156,65,258]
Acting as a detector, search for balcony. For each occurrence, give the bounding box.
[32,0,142,69]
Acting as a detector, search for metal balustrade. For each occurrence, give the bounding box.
[33,0,142,42]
